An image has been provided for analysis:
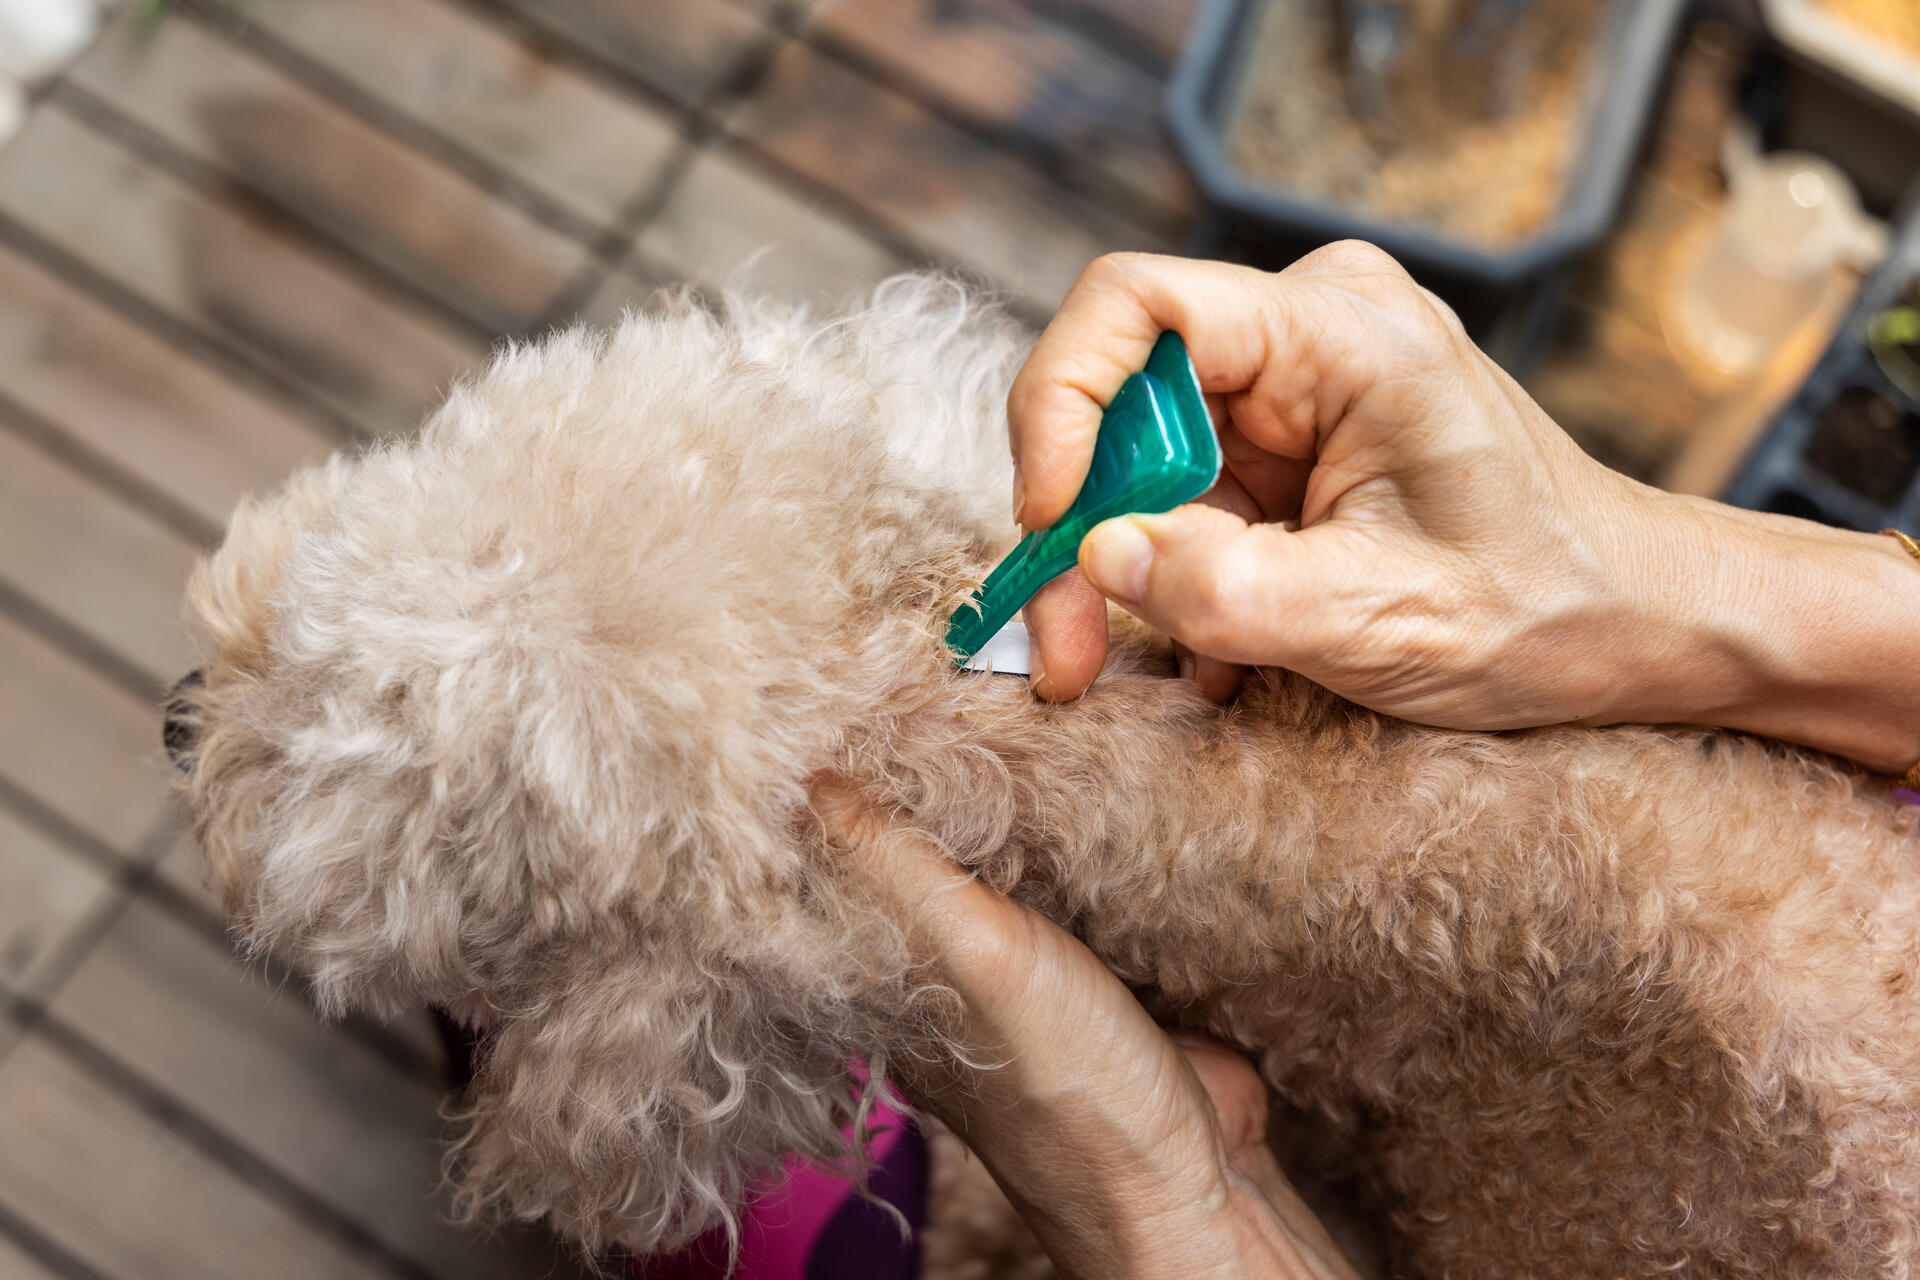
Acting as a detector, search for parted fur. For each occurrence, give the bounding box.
[174,276,1920,1278]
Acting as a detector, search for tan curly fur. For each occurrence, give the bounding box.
[919,1120,1052,1280]
[172,275,1920,1278]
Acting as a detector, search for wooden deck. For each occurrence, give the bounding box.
[0,2,1796,1276]
[0,1,1195,1274]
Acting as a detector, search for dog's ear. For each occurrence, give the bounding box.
[446,901,925,1256]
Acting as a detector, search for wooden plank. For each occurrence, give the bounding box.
[637,141,909,301]
[156,828,222,915]
[727,42,1162,312]
[0,1230,63,1279]
[574,262,678,331]
[0,107,484,441]
[0,616,170,857]
[53,900,584,1280]
[0,1036,396,1280]
[808,0,1197,230]
[1028,0,1199,69]
[70,14,592,335]
[238,0,681,231]
[0,246,332,533]
[0,429,201,684]
[0,808,116,996]
[154,827,457,1087]
[493,0,764,106]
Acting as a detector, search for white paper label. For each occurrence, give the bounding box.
[960,616,1031,676]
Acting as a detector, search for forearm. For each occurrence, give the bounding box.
[1608,492,1920,773]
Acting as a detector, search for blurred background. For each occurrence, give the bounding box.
[0,0,1915,1275]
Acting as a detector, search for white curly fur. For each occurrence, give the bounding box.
[175,275,1920,1278]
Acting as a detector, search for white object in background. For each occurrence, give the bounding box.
[0,0,99,82]
[1760,0,1920,125]
[1669,135,1888,378]
[960,616,1032,676]
[0,75,22,146]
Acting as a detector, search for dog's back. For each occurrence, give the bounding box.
[173,279,1920,1276]
[876,637,1920,1277]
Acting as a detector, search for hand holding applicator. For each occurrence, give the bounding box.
[947,331,1219,671]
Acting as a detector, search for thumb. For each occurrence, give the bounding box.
[1078,504,1346,669]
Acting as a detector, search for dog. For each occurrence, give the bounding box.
[166,272,1920,1278]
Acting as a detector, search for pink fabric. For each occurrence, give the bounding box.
[732,1097,914,1280]
[634,1090,918,1280]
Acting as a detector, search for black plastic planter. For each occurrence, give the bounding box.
[1723,192,1920,531]
[1164,0,1689,347]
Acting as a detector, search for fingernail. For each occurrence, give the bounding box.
[1082,519,1152,602]
[1178,653,1195,683]
[1010,460,1025,527]
[1026,636,1047,692]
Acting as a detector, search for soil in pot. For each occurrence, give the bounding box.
[1226,0,1608,247]
[1803,383,1920,506]
[1815,0,1920,57]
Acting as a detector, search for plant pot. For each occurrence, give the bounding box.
[1722,189,1920,529]
[1760,0,1920,127]
[1163,0,1689,346]
[1753,0,1920,217]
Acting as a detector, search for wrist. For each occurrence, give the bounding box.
[1601,493,1920,772]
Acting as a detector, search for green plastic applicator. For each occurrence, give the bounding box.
[947,330,1220,666]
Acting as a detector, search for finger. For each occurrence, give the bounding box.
[1170,474,1253,700]
[1197,465,1263,524]
[1079,504,1360,670]
[1164,1032,1268,1157]
[809,780,980,913]
[1170,637,1245,702]
[810,780,1093,1012]
[1026,416,1264,699]
[1153,472,1256,699]
[1025,569,1108,700]
[1218,416,1314,524]
[1189,652,1247,702]
[1008,255,1270,531]
[1007,246,1427,532]
[814,785,1190,1133]
[1162,1034,1365,1280]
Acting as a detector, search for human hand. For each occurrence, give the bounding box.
[1008,248,1920,771]
[1009,246,1669,725]
[812,782,1361,1280]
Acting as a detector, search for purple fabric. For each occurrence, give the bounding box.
[631,1093,926,1280]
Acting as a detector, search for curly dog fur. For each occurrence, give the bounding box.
[170,275,1920,1278]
